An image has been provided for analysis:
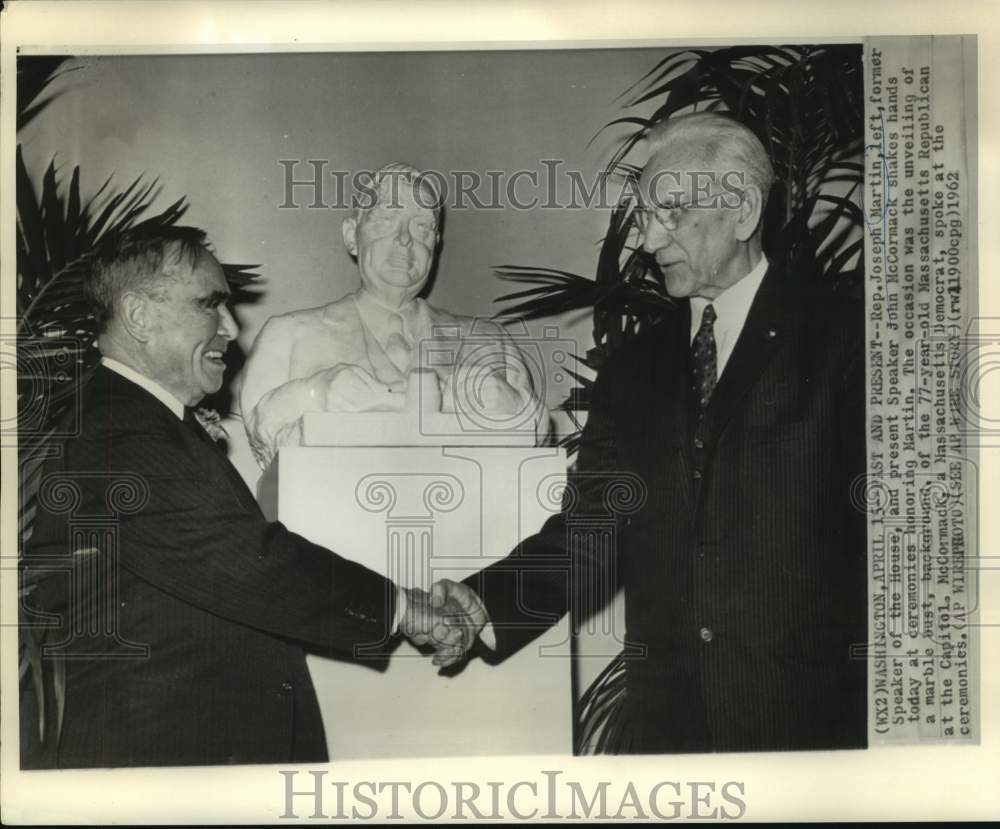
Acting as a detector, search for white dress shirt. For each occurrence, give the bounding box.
[689,255,769,378]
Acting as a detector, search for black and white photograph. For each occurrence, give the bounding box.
[1,1,994,823]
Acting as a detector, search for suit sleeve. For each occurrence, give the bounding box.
[465,355,625,661]
[32,414,396,654]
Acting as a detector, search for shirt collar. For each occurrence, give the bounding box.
[690,255,769,336]
[354,291,426,345]
[101,357,187,420]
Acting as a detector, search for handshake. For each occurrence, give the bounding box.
[398,580,490,668]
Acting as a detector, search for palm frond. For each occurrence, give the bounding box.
[493,267,597,320]
[576,652,631,754]
[17,56,75,131]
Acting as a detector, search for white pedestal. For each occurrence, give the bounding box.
[259,445,572,758]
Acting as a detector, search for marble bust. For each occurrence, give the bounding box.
[240,163,550,467]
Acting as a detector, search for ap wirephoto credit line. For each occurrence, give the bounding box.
[864,35,978,745]
[0,3,995,823]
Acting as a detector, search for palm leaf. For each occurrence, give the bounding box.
[17,56,75,131]
[494,267,597,320]
[576,652,630,754]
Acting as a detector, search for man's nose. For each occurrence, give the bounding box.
[218,305,239,340]
[640,218,670,255]
[396,222,413,246]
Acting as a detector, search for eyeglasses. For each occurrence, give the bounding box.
[633,190,744,234]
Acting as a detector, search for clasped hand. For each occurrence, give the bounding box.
[318,364,406,411]
[399,580,488,668]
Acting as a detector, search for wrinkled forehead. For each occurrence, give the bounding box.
[639,136,729,203]
[168,247,227,291]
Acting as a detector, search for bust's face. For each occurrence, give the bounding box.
[344,178,439,305]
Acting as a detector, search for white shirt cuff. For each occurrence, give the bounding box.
[391,586,407,634]
[479,621,497,650]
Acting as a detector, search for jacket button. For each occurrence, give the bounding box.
[699,627,714,642]
[693,469,703,480]
[281,681,293,692]
[693,437,704,450]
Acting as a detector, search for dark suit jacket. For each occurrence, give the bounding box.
[21,365,396,768]
[471,266,868,753]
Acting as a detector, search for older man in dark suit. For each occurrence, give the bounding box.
[20,226,462,768]
[438,112,868,753]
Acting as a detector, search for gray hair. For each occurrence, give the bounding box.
[87,225,211,331]
[645,112,775,203]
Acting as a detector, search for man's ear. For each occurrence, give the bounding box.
[118,291,153,343]
[734,185,764,243]
[342,216,359,257]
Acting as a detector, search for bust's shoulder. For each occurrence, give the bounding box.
[422,301,510,340]
[422,300,463,328]
[317,295,363,326]
[257,298,358,339]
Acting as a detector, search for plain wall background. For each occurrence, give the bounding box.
[20,48,673,419]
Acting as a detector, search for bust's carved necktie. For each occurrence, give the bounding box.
[384,313,412,373]
[691,303,718,416]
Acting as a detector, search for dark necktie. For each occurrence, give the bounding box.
[691,303,718,415]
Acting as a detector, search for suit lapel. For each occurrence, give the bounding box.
[643,301,696,510]
[99,366,262,516]
[698,266,795,444]
[182,415,262,516]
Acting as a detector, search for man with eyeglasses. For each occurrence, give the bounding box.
[436,112,867,754]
